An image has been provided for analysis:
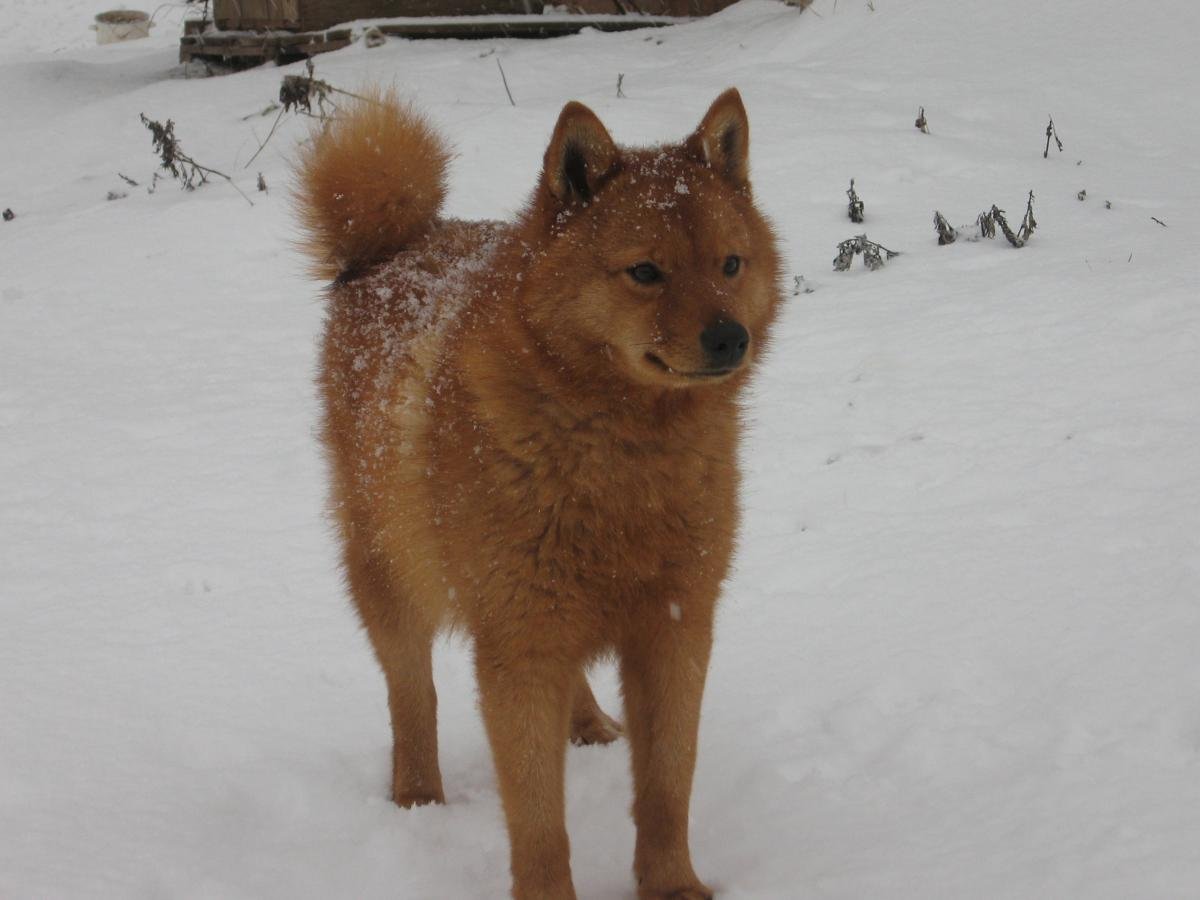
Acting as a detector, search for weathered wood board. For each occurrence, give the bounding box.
[181,14,683,66]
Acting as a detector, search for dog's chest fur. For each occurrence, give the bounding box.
[424,361,739,644]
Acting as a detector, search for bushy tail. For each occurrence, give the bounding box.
[295,88,450,281]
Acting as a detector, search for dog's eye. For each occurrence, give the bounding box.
[628,262,663,285]
[723,255,741,277]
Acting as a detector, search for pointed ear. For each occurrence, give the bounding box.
[684,88,751,189]
[542,101,620,204]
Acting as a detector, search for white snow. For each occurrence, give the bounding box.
[3,1,1200,897]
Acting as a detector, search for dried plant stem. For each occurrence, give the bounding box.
[497,59,515,107]
[938,191,1037,248]
[140,113,253,206]
[846,178,864,223]
[244,105,287,169]
[1044,115,1063,158]
[251,62,389,168]
[933,210,957,244]
[833,234,899,271]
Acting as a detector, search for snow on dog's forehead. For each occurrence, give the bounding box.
[602,148,752,242]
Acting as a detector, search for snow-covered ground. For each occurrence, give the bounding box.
[3,1,1199,897]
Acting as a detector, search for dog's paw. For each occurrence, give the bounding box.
[392,790,445,809]
[638,885,714,900]
[570,708,623,746]
[636,868,714,900]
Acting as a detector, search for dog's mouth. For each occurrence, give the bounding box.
[645,352,738,380]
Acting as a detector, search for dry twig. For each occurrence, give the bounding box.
[978,191,1037,247]
[497,59,515,106]
[933,210,957,245]
[140,114,253,206]
[1044,115,1063,158]
[280,60,335,116]
[833,234,899,271]
[245,106,288,169]
[792,275,814,295]
[241,102,280,121]
[249,62,382,168]
[935,192,1037,248]
[846,178,864,223]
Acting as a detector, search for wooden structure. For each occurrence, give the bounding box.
[180,14,683,65]
[217,1,517,30]
[180,0,737,67]
[181,19,353,64]
[210,0,724,30]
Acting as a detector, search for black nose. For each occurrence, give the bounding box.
[699,319,749,369]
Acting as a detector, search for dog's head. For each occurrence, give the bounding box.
[518,89,783,390]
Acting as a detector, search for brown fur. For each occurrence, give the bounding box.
[295,88,450,280]
[298,88,783,899]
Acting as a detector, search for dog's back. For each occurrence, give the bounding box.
[297,94,509,625]
[296,89,498,458]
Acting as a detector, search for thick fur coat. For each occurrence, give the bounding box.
[296,87,783,899]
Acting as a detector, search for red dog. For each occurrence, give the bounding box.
[298,87,783,899]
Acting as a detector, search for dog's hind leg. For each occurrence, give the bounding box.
[570,670,623,746]
[345,546,445,808]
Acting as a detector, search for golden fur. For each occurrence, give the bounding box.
[297,88,783,899]
[296,88,450,280]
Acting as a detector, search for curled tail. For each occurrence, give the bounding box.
[295,88,450,281]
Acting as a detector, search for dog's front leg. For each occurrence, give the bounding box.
[475,640,577,900]
[620,605,714,900]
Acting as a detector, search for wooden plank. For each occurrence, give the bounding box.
[294,41,346,58]
[183,13,683,64]
[566,0,735,13]
[181,31,352,63]
[275,28,350,45]
[180,34,278,57]
[218,0,720,31]
[295,0,535,31]
[215,0,300,30]
[220,0,543,31]
[226,41,275,57]
[375,15,679,38]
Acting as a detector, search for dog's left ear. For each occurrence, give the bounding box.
[684,88,751,190]
[542,101,621,204]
